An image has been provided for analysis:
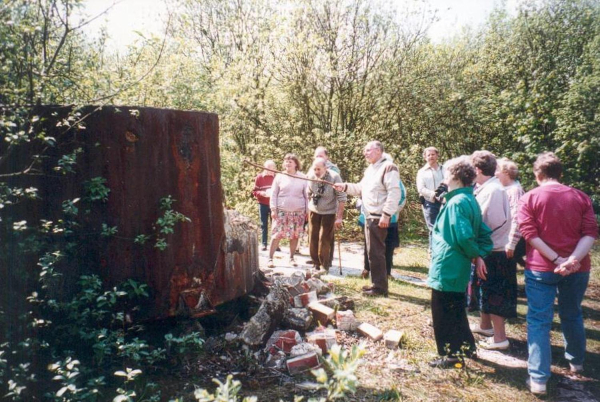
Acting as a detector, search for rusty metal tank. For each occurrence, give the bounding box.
[2,105,258,320]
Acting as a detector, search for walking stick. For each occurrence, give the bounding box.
[336,230,343,275]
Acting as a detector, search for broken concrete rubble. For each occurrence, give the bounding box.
[319,295,355,311]
[283,307,313,331]
[241,284,290,347]
[265,350,287,370]
[305,278,332,295]
[241,260,410,377]
[336,310,358,331]
[290,342,322,357]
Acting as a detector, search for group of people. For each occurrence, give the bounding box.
[423,149,597,396]
[253,142,597,396]
[252,147,346,272]
[253,142,401,297]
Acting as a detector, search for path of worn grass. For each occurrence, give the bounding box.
[327,242,600,401]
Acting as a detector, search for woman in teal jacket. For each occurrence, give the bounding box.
[427,156,493,368]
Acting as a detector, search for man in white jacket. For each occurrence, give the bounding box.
[334,141,401,296]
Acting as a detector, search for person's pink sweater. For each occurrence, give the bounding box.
[270,173,308,213]
[518,183,598,272]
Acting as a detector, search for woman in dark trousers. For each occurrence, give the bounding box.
[426,156,493,368]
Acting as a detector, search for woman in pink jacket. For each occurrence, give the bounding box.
[518,152,598,396]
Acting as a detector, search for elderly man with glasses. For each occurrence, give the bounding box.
[306,157,346,272]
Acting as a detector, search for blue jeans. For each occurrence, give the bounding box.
[525,269,589,384]
[422,201,440,252]
[259,203,271,246]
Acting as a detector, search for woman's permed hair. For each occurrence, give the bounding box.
[445,156,476,187]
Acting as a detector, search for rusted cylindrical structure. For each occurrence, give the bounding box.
[2,105,257,320]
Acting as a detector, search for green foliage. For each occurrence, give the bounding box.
[85,177,111,202]
[309,343,365,401]
[194,376,257,402]
[154,196,191,250]
[153,0,600,213]
[164,332,205,355]
[1,273,199,401]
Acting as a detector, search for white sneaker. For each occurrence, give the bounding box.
[526,378,547,395]
[479,338,509,350]
[470,324,494,337]
[569,363,583,373]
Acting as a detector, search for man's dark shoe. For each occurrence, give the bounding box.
[362,288,388,297]
[361,269,370,279]
[428,357,460,368]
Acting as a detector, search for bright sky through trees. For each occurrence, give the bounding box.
[81,0,519,51]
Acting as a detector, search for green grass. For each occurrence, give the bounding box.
[325,241,600,401]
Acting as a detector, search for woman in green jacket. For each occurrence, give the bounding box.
[427,156,493,368]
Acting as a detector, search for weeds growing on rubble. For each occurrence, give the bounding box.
[190,344,366,402]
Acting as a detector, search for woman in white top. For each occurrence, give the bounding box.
[496,158,525,260]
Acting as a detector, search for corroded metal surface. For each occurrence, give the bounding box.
[4,105,258,320]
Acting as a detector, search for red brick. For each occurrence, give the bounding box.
[286,352,320,375]
[308,302,335,325]
[265,330,302,354]
[307,328,337,354]
[293,290,318,308]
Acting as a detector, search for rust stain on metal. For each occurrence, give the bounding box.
[125,130,138,142]
[9,105,258,320]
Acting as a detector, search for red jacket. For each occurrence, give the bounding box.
[253,173,275,205]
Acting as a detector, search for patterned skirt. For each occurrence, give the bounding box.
[271,210,306,240]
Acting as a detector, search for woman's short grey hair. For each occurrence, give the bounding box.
[497,157,519,181]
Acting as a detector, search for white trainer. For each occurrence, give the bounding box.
[526,378,547,395]
[470,324,494,337]
[479,338,509,350]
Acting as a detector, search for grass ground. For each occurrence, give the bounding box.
[322,241,600,401]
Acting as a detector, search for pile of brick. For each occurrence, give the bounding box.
[240,270,405,376]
